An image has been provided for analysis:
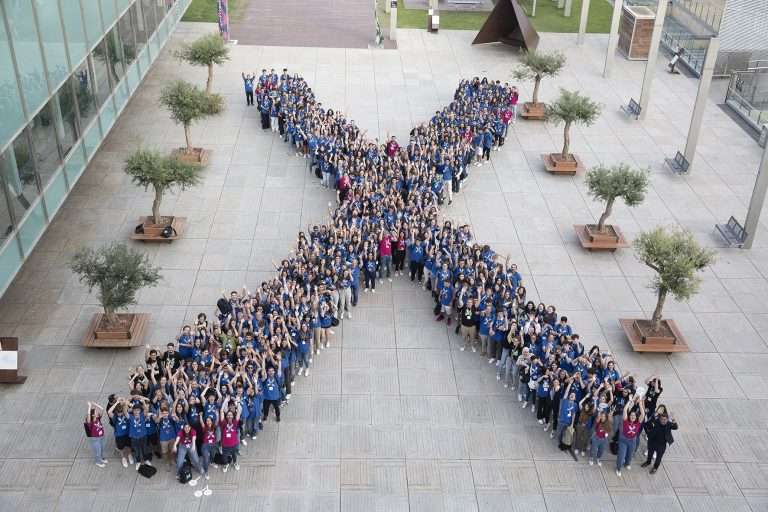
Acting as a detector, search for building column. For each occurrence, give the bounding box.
[743,143,768,249]
[603,0,623,77]
[683,37,719,172]
[564,0,573,17]
[389,0,397,41]
[577,0,591,45]
[638,0,669,120]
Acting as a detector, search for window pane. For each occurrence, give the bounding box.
[0,9,25,149]
[0,186,13,244]
[42,167,67,216]
[100,0,117,29]
[0,238,23,291]
[117,9,136,65]
[33,0,69,88]
[29,102,62,187]
[18,201,46,256]
[106,28,125,83]
[4,0,49,115]
[141,0,157,34]
[60,0,87,66]
[116,0,132,13]
[82,119,102,158]
[73,60,97,129]
[91,41,112,107]
[63,140,85,185]
[99,96,116,133]
[132,3,148,49]
[0,130,40,222]
[53,78,79,159]
[82,0,104,46]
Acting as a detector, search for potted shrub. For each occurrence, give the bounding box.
[175,33,230,94]
[513,49,566,120]
[542,88,601,175]
[620,227,715,352]
[125,148,203,241]
[575,163,649,251]
[159,80,223,165]
[70,242,161,347]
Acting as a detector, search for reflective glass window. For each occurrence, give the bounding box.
[91,40,112,107]
[0,130,40,222]
[59,0,87,65]
[117,8,136,65]
[141,0,157,34]
[4,0,49,115]
[0,9,25,149]
[82,0,104,47]
[28,102,62,187]
[33,0,69,88]
[100,0,118,29]
[72,59,97,129]
[105,27,125,83]
[53,78,79,159]
[132,2,148,50]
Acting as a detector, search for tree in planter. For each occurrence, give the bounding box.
[545,89,601,161]
[634,227,715,332]
[585,163,650,233]
[159,80,223,154]
[512,49,566,105]
[70,242,161,327]
[175,33,230,94]
[124,149,204,226]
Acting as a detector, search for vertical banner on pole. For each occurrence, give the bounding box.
[218,0,229,42]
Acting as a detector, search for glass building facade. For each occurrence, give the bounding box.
[0,0,190,295]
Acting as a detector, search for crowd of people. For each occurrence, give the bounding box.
[83,68,678,485]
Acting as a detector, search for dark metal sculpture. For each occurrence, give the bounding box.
[472,0,539,50]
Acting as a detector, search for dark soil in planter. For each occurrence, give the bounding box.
[174,147,207,165]
[585,224,619,243]
[96,313,135,333]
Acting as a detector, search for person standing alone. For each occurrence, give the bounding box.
[242,72,255,106]
[642,412,678,474]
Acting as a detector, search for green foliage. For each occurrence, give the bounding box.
[70,242,161,316]
[175,33,230,68]
[159,80,223,127]
[124,149,204,194]
[512,49,566,82]
[585,164,650,207]
[545,88,601,126]
[634,227,716,302]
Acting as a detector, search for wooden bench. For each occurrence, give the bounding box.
[665,151,690,174]
[0,337,26,383]
[620,98,641,120]
[448,0,482,4]
[715,216,747,248]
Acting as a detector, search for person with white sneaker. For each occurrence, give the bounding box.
[107,397,134,468]
[296,322,312,378]
[589,411,612,467]
[219,398,243,472]
[378,230,393,283]
[85,402,108,468]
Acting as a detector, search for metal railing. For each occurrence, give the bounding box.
[673,0,723,31]
[660,31,711,76]
[725,70,768,131]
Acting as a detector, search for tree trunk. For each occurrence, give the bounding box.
[561,121,571,160]
[533,75,541,104]
[206,64,214,94]
[104,306,119,328]
[597,197,614,232]
[651,288,667,332]
[184,124,192,153]
[152,186,163,226]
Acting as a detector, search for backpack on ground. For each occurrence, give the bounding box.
[178,461,192,484]
[138,463,157,479]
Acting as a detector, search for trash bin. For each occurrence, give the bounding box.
[427,9,439,32]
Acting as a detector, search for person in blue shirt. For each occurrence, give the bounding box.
[242,72,255,106]
[535,372,553,429]
[177,325,194,360]
[107,397,133,468]
[296,323,313,377]
[407,232,425,283]
[482,127,494,162]
[436,280,454,325]
[155,406,177,471]
[478,308,493,359]
[363,251,377,293]
[261,367,283,423]
[556,383,578,449]
[127,402,150,470]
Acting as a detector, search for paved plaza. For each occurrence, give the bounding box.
[1,21,768,512]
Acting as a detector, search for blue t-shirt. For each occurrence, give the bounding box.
[158,416,176,442]
[128,413,147,439]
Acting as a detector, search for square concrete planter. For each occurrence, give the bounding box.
[520,102,546,120]
[542,153,585,176]
[83,313,149,348]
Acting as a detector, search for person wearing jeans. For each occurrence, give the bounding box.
[616,397,645,477]
[200,417,217,478]
[174,423,204,482]
[296,324,312,377]
[378,231,393,282]
[128,402,150,470]
[589,412,612,466]
[85,402,107,467]
[219,402,242,472]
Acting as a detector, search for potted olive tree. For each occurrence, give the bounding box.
[160,80,223,165]
[125,148,204,242]
[513,49,566,120]
[575,163,650,251]
[620,227,715,352]
[175,32,230,94]
[71,242,161,347]
[542,88,601,175]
